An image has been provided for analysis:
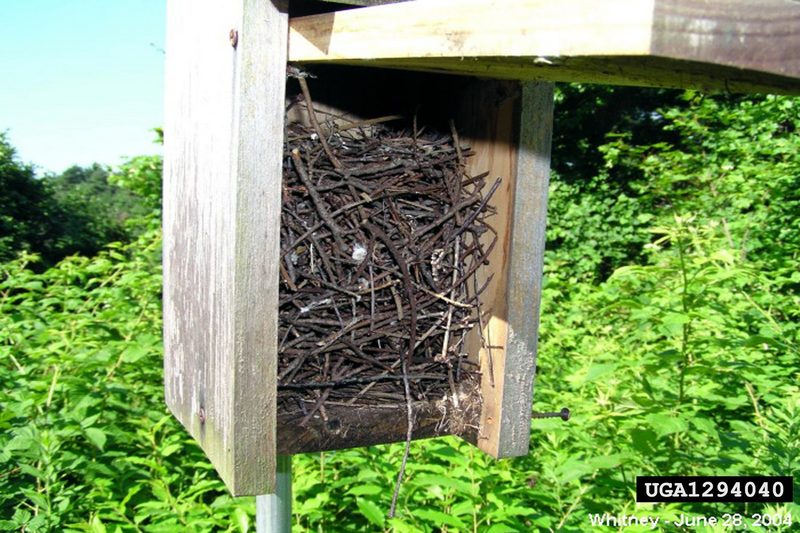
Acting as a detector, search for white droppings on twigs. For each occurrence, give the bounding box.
[352,243,367,262]
[299,298,332,315]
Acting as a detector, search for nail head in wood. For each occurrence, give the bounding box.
[531,408,570,421]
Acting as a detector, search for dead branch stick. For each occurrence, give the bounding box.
[295,75,342,169]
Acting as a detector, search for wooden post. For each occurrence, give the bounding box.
[163,0,288,495]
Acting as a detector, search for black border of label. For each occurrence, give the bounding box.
[636,476,793,503]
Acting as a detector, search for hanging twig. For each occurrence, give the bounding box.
[389,357,414,518]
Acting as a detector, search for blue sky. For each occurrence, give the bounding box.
[0,0,165,175]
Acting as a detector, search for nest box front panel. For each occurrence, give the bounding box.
[163,0,288,496]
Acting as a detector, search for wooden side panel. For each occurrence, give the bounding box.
[163,0,287,495]
[458,81,554,457]
[497,83,554,456]
[456,81,519,458]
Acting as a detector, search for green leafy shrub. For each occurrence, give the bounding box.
[2,91,798,531]
[0,157,246,532]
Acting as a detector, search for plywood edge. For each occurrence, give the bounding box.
[495,82,553,457]
[451,79,520,458]
[228,0,289,496]
[457,81,553,458]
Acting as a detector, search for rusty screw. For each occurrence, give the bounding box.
[229,29,239,48]
[532,407,570,421]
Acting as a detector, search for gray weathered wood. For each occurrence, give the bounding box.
[163,0,287,495]
[651,0,800,81]
[497,82,554,456]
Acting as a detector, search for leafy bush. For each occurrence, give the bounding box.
[1,91,798,531]
[1,159,246,532]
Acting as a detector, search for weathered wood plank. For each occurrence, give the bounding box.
[289,0,800,94]
[496,82,554,456]
[455,81,554,457]
[652,0,800,80]
[278,377,480,454]
[163,0,287,495]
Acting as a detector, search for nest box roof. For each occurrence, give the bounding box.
[292,0,800,94]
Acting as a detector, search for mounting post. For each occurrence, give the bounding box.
[256,455,292,533]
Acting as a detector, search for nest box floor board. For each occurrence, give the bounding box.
[289,0,800,95]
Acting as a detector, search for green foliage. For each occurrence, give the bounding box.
[0,134,155,267]
[0,134,66,265]
[0,232,247,532]
[107,155,162,213]
[0,163,243,531]
[1,90,798,531]
[47,163,150,248]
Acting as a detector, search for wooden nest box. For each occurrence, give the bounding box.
[164,0,800,495]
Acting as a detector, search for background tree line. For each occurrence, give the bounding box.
[0,132,154,267]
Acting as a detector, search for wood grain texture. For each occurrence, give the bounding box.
[454,80,519,458]
[289,0,800,94]
[455,81,554,457]
[163,0,287,496]
[497,82,554,456]
[652,0,800,79]
[291,0,654,60]
[278,377,480,454]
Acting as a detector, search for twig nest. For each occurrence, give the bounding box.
[278,102,499,418]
